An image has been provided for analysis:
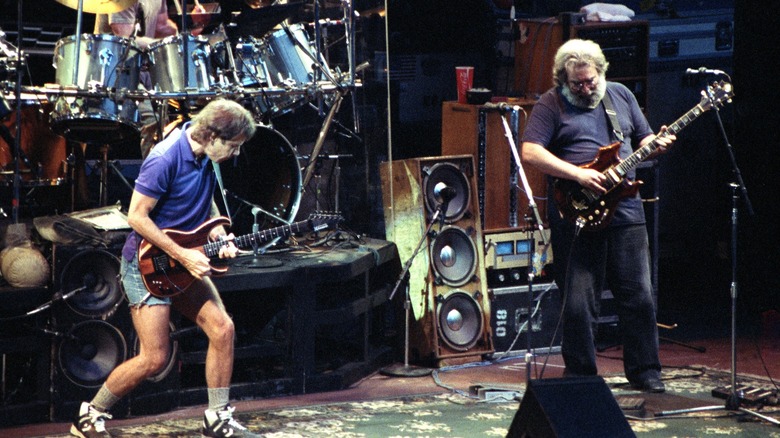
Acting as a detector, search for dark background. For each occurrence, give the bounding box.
[1,0,777,327]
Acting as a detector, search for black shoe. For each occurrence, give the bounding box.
[202,405,260,438]
[632,377,666,393]
[70,402,113,438]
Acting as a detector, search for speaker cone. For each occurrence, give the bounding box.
[422,162,471,223]
[430,226,477,287]
[59,320,127,388]
[437,291,483,351]
[61,249,122,318]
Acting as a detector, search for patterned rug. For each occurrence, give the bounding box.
[42,367,780,437]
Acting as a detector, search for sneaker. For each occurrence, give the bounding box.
[70,402,112,438]
[202,404,260,438]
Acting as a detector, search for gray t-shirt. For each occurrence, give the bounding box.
[522,81,653,227]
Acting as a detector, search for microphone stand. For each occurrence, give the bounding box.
[656,80,779,426]
[498,106,550,382]
[224,190,286,268]
[380,201,451,378]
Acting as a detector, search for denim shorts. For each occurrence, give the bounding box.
[120,254,172,306]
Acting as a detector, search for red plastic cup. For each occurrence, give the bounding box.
[455,66,474,104]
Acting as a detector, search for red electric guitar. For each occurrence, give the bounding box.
[138,213,342,297]
[553,81,733,231]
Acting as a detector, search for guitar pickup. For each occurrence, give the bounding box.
[152,255,172,273]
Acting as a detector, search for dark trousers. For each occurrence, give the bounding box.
[551,222,662,383]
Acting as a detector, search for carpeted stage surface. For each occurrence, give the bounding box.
[36,367,780,437]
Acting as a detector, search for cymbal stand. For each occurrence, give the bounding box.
[302,89,345,189]
[341,0,360,133]
[657,79,779,427]
[10,0,25,222]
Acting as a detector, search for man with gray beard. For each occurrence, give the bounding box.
[521,39,675,393]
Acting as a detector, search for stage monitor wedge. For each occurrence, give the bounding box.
[507,376,636,438]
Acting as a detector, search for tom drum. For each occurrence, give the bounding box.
[50,34,142,144]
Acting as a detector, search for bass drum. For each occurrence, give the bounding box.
[219,126,302,236]
[1,96,68,186]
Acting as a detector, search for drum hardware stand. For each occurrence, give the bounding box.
[80,142,133,207]
[341,0,360,134]
[657,80,779,427]
[9,0,25,222]
[302,89,345,188]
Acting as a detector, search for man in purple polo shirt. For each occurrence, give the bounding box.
[70,99,260,438]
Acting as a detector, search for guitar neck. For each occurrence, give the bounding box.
[615,102,709,177]
[200,219,310,257]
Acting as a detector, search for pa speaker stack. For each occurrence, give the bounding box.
[50,244,129,420]
[380,155,493,366]
[50,244,180,420]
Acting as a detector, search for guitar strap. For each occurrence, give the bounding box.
[212,160,232,220]
[601,91,624,143]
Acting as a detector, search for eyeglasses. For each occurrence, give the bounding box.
[568,76,598,91]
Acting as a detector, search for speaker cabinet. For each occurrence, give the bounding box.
[514,19,649,109]
[441,101,547,232]
[380,155,493,365]
[0,286,53,427]
[50,244,181,420]
[49,244,129,421]
[507,377,635,438]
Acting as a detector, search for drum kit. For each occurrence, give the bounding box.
[1,0,362,225]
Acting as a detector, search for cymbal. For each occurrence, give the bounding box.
[55,0,135,14]
[235,1,305,37]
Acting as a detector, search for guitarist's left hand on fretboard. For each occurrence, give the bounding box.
[645,125,676,160]
[211,233,239,259]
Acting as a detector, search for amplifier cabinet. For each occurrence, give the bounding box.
[488,282,561,357]
[514,19,649,109]
[441,101,547,232]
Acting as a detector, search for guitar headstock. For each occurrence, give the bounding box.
[699,80,734,110]
[308,211,345,230]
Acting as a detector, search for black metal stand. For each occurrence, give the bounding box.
[496,105,551,381]
[656,79,779,427]
[379,205,450,378]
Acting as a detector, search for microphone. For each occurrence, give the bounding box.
[433,182,456,229]
[251,207,261,234]
[433,182,457,204]
[685,67,726,76]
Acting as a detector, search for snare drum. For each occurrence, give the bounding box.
[147,34,215,93]
[50,34,142,144]
[1,96,68,186]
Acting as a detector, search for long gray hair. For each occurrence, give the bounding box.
[552,39,609,87]
[190,99,256,144]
